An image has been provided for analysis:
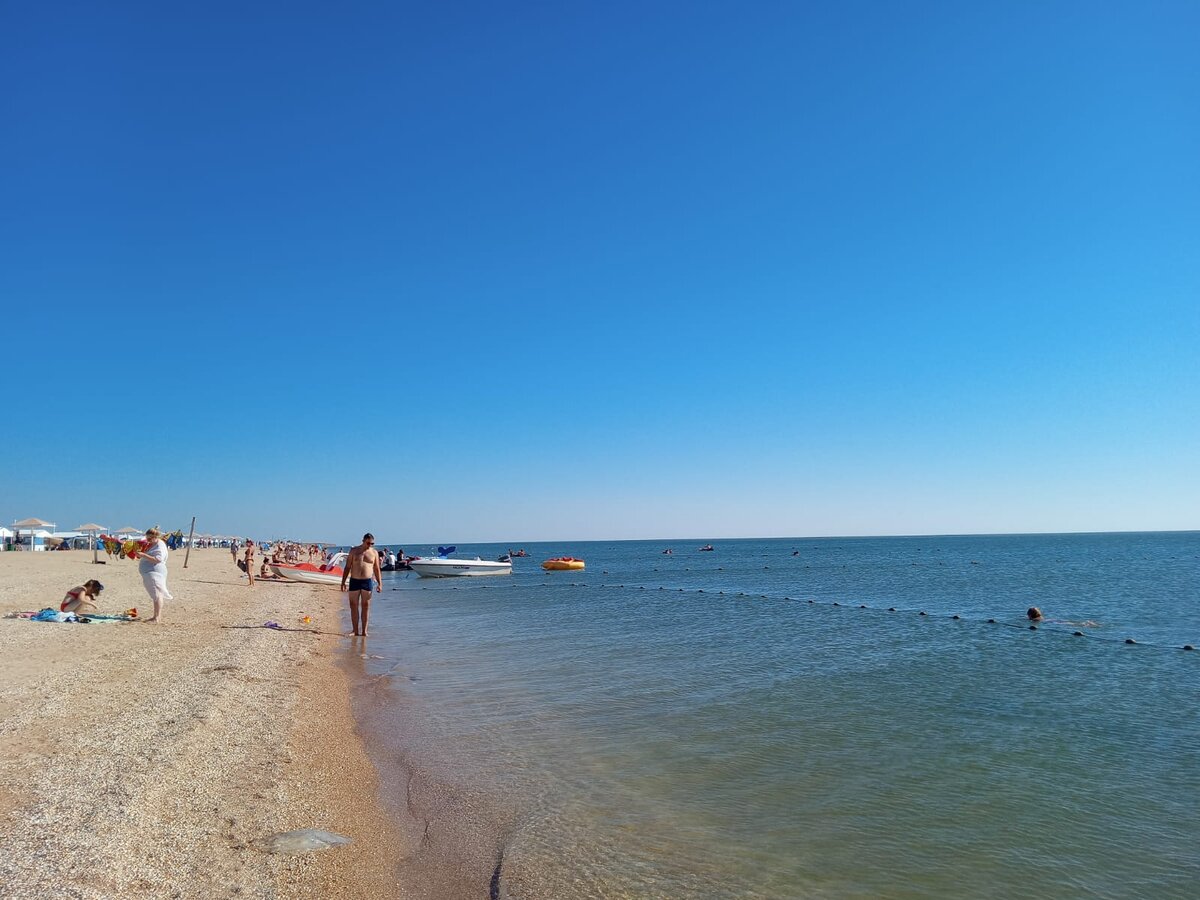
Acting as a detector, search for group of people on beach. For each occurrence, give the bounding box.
[230,538,335,586]
[53,529,387,635]
[226,531,380,636]
[59,527,173,623]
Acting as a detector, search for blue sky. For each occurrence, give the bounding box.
[2,1,1197,543]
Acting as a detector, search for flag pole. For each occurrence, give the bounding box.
[184,516,196,568]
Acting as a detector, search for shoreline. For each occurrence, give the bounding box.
[343,658,519,900]
[0,549,408,898]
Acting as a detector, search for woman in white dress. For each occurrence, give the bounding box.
[139,527,173,623]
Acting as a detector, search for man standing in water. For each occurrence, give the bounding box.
[340,533,382,636]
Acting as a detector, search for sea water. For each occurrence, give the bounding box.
[349,533,1199,898]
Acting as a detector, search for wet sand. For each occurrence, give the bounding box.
[345,669,521,899]
[0,548,408,898]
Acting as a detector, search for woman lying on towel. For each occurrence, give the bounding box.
[61,580,104,614]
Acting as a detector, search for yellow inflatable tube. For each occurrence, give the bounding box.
[542,557,585,571]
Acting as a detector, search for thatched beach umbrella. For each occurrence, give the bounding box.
[115,526,142,538]
[77,523,106,564]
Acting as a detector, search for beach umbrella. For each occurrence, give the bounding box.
[77,523,106,564]
[115,526,142,537]
[12,517,55,551]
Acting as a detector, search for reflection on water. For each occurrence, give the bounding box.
[350,534,1200,898]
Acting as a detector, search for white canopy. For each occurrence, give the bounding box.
[13,517,54,528]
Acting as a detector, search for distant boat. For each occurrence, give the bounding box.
[699,544,715,552]
[409,556,512,578]
[272,552,348,586]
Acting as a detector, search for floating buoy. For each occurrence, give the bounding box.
[1125,638,1137,645]
[833,602,840,607]
[860,604,867,609]
[919,611,927,616]
[1074,631,1084,637]
[888,607,896,612]
[1029,625,1037,630]
[987,619,996,624]
[952,615,960,620]
[808,600,814,604]
[1184,645,1195,651]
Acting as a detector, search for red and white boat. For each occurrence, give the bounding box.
[271,552,349,586]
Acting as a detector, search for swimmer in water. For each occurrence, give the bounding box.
[1027,606,1100,627]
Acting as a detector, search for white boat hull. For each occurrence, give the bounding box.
[409,557,512,578]
[271,565,344,585]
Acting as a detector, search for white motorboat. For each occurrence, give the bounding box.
[409,556,513,578]
[272,552,349,586]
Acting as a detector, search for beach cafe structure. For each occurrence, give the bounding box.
[10,518,56,551]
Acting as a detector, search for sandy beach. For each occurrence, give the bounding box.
[0,548,407,899]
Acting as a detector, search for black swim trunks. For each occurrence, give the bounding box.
[347,577,375,592]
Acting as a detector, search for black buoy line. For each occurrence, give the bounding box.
[395,577,1198,653]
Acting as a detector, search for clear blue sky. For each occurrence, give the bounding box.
[2,1,1196,543]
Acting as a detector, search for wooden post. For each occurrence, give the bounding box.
[91,531,99,565]
[183,516,196,568]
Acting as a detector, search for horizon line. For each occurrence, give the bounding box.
[308,528,1199,546]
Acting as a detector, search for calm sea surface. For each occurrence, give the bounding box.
[347,533,1199,898]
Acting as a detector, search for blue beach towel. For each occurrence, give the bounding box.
[32,609,75,623]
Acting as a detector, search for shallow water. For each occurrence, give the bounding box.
[349,533,1200,898]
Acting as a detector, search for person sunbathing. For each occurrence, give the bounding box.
[61,580,104,614]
